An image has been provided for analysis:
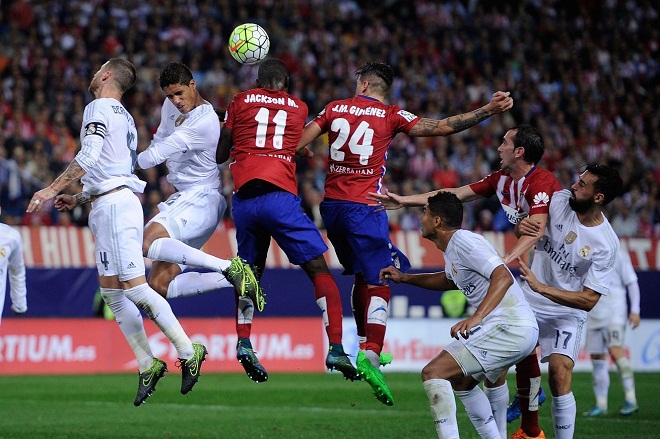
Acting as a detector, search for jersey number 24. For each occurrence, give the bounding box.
[330,118,374,165]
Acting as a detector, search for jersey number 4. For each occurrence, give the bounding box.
[330,118,374,165]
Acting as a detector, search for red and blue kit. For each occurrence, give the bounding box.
[469,167,562,224]
[225,88,308,195]
[312,95,419,204]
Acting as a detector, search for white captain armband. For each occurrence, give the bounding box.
[84,121,107,138]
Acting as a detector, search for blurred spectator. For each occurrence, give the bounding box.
[0,0,656,235]
[611,201,639,238]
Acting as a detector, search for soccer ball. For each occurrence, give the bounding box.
[228,23,270,65]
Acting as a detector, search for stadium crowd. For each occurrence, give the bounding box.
[0,0,658,237]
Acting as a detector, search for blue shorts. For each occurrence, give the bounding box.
[320,199,410,285]
[232,190,328,267]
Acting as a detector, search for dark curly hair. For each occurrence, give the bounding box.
[159,62,194,89]
[584,163,623,206]
[427,191,463,229]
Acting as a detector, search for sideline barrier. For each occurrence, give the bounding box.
[15,226,660,270]
[360,319,660,373]
[0,318,325,375]
[2,318,659,374]
[4,227,660,319]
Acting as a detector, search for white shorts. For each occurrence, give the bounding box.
[585,324,626,354]
[89,188,145,281]
[535,311,585,363]
[146,186,225,250]
[446,321,539,383]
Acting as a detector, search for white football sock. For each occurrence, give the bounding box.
[528,375,542,411]
[364,349,380,368]
[591,359,609,410]
[483,382,508,438]
[237,296,254,324]
[123,283,194,359]
[455,386,500,439]
[166,271,233,299]
[423,379,459,439]
[147,237,230,272]
[615,357,637,403]
[551,392,576,439]
[316,296,329,328]
[100,288,153,372]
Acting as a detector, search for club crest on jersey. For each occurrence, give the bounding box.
[0,247,6,258]
[84,122,106,137]
[564,231,577,244]
[578,245,591,258]
[175,115,185,127]
[451,264,458,276]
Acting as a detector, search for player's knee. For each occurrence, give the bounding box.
[548,361,573,395]
[422,361,451,382]
[421,364,436,382]
[147,276,169,297]
[489,370,507,387]
[302,256,330,278]
[99,288,123,306]
[142,238,154,257]
[369,284,390,301]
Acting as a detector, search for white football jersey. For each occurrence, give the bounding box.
[0,223,27,321]
[444,229,537,327]
[143,99,221,191]
[522,190,620,319]
[587,246,639,328]
[77,98,145,195]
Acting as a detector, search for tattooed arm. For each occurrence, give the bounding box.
[27,160,87,213]
[408,91,513,137]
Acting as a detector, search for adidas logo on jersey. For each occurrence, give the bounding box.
[127,262,136,269]
[555,224,563,232]
[181,219,187,227]
[478,349,488,359]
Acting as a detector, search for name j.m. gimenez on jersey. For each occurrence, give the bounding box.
[244,94,299,107]
[330,104,386,117]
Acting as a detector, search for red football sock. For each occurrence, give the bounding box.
[363,285,390,355]
[312,272,343,345]
[351,274,369,348]
[516,353,542,436]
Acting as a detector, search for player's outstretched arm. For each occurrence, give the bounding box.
[216,126,233,164]
[380,266,456,291]
[298,120,323,152]
[409,91,513,137]
[502,213,548,265]
[367,191,415,210]
[368,185,481,209]
[54,194,78,211]
[27,160,86,213]
[518,257,601,311]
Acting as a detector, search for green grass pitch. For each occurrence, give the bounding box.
[1,372,658,438]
